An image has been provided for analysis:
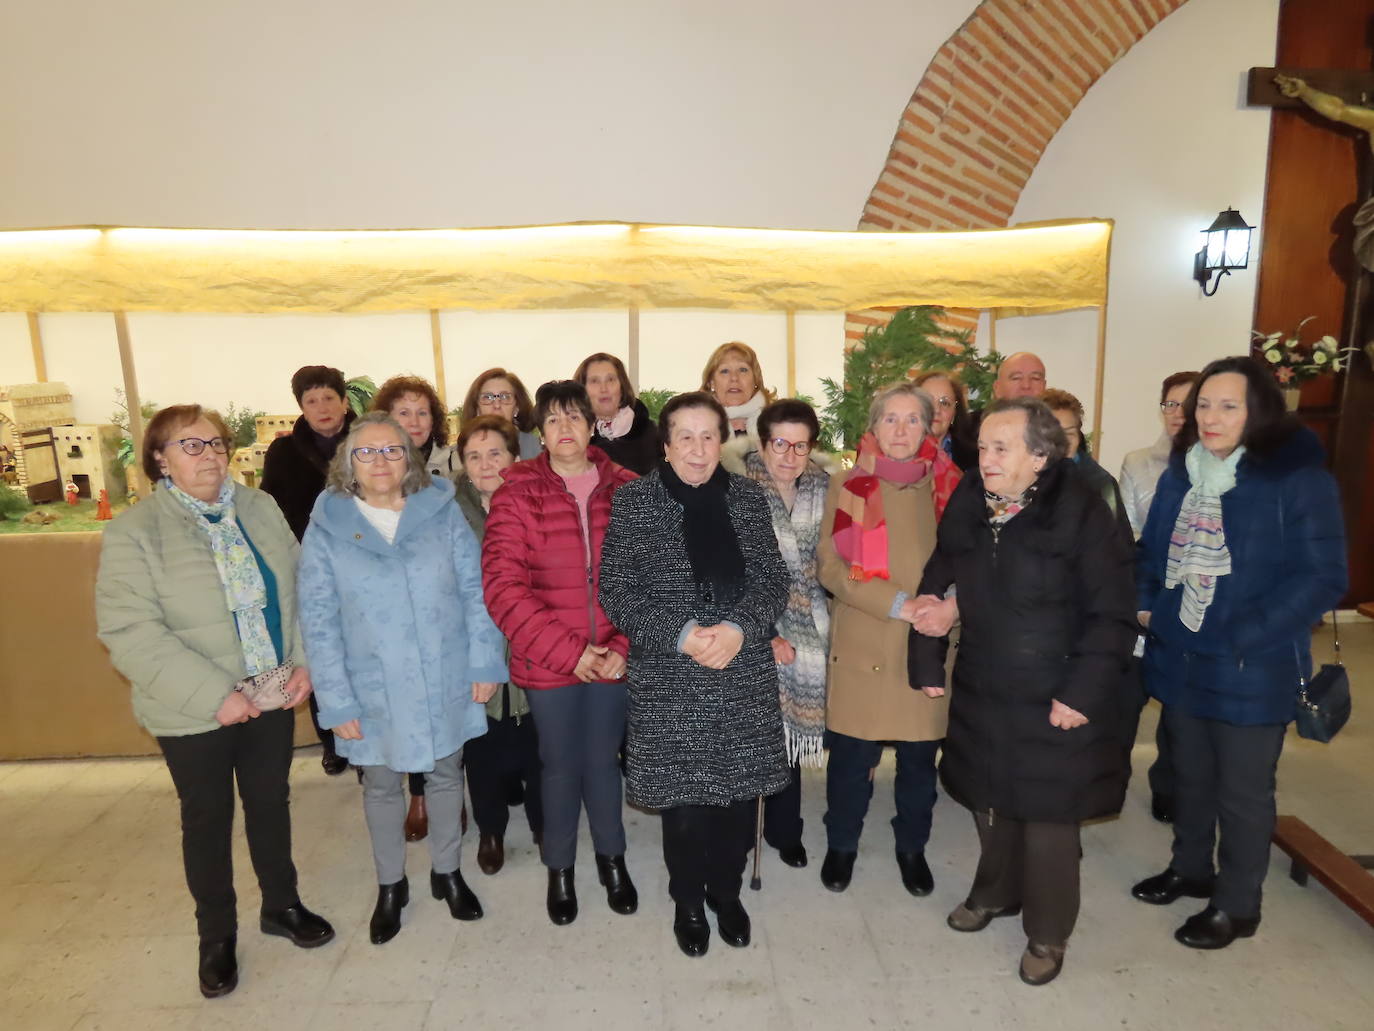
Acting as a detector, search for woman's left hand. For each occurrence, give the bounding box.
[472,682,500,704]
[1049,699,1089,730]
[691,623,744,669]
[911,595,958,636]
[771,636,796,665]
[284,666,313,707]
[594,650,627,681]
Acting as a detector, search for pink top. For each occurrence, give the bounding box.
[561,467,600,564]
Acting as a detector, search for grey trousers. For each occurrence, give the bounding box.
[524,681,628,869]
[361,749,464,884]
[967,811,1081,948]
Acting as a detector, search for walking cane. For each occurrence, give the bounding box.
[750,794,764,890]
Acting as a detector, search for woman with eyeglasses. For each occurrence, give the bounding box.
[913,370,978,470]
[721,399,838,870]
[461,368,542,459]
[297,412,507,945]
[96,405,334,999]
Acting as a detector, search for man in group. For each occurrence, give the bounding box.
[951,351,1048,470]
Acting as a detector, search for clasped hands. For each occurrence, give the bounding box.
[683,623,745,670]
[901,594,958,638]
[573,643,627,683]
[214,666,314,726]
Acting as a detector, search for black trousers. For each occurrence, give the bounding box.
[464,712,543,837]
[157,709,300,942]
[661,799,755,906]
[1165,706,1286,919]
[824,731,939,853]
[763,762,803,849]
[967,811,1081,947]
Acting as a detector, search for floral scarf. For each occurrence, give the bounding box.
[832,432,960,581]
[594,405,635,441]
[164,478,277,675]
[742,450,831,767]
[1165,443,1244,632]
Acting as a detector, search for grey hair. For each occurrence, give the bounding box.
[325,412,431,498]
[866,381,935,436]
[983,398,1068,464]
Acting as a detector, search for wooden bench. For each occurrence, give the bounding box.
[1357,601,1374,620]
[1272,815,1374,928]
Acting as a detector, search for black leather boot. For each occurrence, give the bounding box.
[896,850,934,897]
[198,935,237,999]
[595,853,639,915]
[546,866,578,925]
[369,877,409,944]
[673,902,710,957]
[820,849,857,892]
[430,869,483,921]
[705,895,751,947]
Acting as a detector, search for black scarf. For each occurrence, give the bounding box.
[659,461,746,609]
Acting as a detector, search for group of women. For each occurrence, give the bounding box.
[94,340,1347,997]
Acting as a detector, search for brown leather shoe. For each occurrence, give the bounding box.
[1018,942,1065,986]
[477,832,505,875]
[404,794,428,842]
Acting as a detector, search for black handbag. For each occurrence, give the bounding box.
[1293,615,1351,743]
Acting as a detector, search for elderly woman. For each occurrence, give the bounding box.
[913,369,977,470]
[481,381,639,926]
[96,405,333,999]
[373,374,457,478]
[453,414,544,875]
[600,392,790,957]
[1131,356,1346,950]
[298,413,506,946]
[817,382,960,897]
[909,398,1136,986]
[701,341,776,438]
[721,398,837,869]
[461,367,541,458]
[574,351,659,474]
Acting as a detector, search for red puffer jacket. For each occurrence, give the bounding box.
[481,446,637,689]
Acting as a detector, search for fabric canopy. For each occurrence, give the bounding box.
[0,219,1111,315]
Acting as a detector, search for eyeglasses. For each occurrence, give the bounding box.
[1159,401,1184,411]
[479,392,515,404]
[171,437,229,456]
[930,395,955,409]
[351,446,408,463]
[767,437,813,457]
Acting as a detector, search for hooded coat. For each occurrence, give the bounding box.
[909,459,1138,823]
[260,411,357,541]
[297,478,507,772]
[1137,426,1346,725]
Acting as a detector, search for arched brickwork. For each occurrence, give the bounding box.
[848,0,1192,345]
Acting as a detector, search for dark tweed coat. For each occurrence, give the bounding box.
[599,467,791,809]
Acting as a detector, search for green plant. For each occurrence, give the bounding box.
[222,403,267,449]
[819,305,1003,449]
[345,375,378,416]
[0,482,30,520]
[793,392,837,454]
[111,389,159,468]
[637,388,676,422]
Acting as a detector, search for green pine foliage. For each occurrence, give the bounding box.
[221,403,266,449]
[637,388,675,422]
[0,482,30,520]
[819,305,1003,450]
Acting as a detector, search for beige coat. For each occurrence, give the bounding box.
[819,473,948,742]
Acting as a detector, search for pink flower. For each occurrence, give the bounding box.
[1276,366,1294,384]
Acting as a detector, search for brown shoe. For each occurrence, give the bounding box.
[1018,942,1065,986]
[477,832,505,875]
[947,900,1021,933]
[404,795,428,842]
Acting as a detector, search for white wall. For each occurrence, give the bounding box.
[994,0,1277,475]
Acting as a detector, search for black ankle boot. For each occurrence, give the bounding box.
[370,877,409,944]
[705,895,751,947]
[673,902,710,957]
[547,866,578,925]
[595,853,639,915]
[820,849,857,892]
[198,935,238,998]
[430,869,482,921]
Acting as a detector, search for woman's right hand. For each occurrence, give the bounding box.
[919,686,945,698]
[573,644,609,683]
[332,719,364,740]
[1137,610,1151,630]
[771,636,796,665]
[215,691,261,726]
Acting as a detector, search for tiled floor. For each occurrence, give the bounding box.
[4,622,1373,1030]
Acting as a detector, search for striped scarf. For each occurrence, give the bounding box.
[1164,443,1244,632]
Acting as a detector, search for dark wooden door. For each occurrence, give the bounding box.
[21,428,61,504]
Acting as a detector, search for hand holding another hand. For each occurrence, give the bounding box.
[689,624,744,670]
[573,644,609,683]
[911,595,958,637]
[771,636,796,665]
[215,690,261,726]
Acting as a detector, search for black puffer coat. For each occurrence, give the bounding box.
[590,399,660,475]
[599,468,790,809]
[260,412,356,541]
[908,459,1137,823]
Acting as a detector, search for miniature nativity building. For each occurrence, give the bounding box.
[0,383,125,504]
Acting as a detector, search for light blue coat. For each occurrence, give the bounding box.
[298,479,507,772]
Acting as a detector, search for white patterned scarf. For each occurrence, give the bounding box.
[724,391,767,434]
[1164,443,1244,632]
[743,450,831,768]
[594,405,635,441]
[164,478,278,674]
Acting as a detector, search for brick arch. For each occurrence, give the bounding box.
[848,0,1192,344]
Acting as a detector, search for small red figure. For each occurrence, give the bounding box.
[96,488,113,521]
[64,479,80,505]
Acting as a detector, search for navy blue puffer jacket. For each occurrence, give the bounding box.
[1137,426,1347,725]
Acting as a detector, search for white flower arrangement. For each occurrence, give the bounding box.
[1251,317,1354,385]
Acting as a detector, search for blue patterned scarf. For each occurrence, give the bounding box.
[1165,443,1244,632]
[164,478,278,674]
